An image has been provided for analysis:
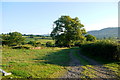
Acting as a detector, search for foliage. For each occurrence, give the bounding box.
[29,34,34,38]
[85,34,96,41]
[2,32,25,46]
[12,45,31,49]
[36,42,41,47]
[22,34,49,37]
[80,40,120,61]
[46,41,53,47]
[51,15,86,47]
[28,41,36,46]
[27,41,41,47]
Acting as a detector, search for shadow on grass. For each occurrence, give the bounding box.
[79,48,120,65]
[2,47,119,79]
[33,47,120,67]
[32,48,71,66]
[32,47,119,78]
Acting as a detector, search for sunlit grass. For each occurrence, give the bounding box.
[72,47,119,78]
[103,63,119,75]
[2,47,70,78]
[25,37,54,45]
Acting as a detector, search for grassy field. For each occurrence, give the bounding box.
[25,36,54,45]
[2,47,70,78]
[1,42,119,78]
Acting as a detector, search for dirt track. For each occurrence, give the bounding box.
[61,48,119,79]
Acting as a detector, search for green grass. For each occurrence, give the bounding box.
[2,47,70,78]
[71,47,89,65]
[2,46,119,78]
[103,62,120,76]
[37,39,54,44]
[79,47,120,78]
[71,47,120,78]
[25,37,54,45]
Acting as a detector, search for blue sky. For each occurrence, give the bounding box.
[2,2,118,34]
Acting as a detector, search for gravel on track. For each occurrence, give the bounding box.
[61,48,119,79]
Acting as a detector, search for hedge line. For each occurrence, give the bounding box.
[80,40,120,61]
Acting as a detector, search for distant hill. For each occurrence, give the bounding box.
[87,27,118,39]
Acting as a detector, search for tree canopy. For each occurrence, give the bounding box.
[2,32,25,46]
[50,15,86,47]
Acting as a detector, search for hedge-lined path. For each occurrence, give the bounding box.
[61,48,119,79]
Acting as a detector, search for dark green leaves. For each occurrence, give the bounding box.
[51,15,86,47]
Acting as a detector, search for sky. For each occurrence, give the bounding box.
[1,1,118,35]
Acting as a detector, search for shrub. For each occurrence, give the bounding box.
[27,41,41,47]
[46,41,53,47]
[80,40,120,61]
[12,45,30,49]
[36,42,41,47]
[74,42,83,47]
[2,32,25,46]
[27,41,36,46]
[85,34,96,41]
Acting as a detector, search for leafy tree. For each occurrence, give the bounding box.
[85,34,96,41]
[50,15,86,47]
[28,41,36,46]
[2,32,25,46]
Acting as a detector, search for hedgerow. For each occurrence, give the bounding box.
[80,40,120,61]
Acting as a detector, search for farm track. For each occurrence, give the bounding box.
[61,48,119,79]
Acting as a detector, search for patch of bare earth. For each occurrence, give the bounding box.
[30,47,42,49]
[61,49,119,79]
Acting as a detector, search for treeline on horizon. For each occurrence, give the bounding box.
[1,33,50,37]
[22,34,50,37]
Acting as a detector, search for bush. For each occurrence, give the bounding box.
[12,45,30,49]
[74,42,83,47]
[27,41,36,46]
[36,42,41,47]
[85,34,96,41]
[27,41,41,47]
[46,41,53,47]
[2,32,25,46]
[80,40,120,61]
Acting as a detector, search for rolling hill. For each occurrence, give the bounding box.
[87,27,118,39]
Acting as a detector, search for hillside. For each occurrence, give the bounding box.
[87,27,118,39]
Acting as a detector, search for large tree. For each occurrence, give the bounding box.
[2,32,25,46]
[50,16,86,47]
